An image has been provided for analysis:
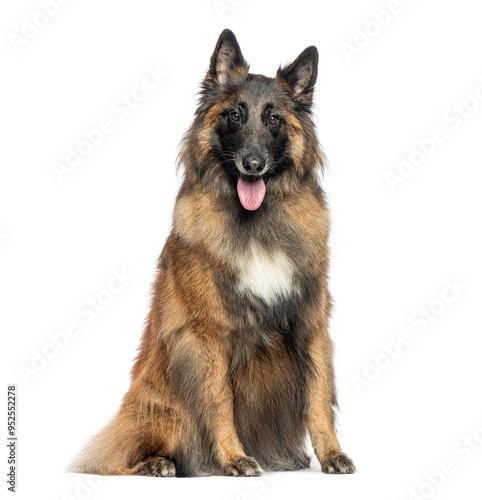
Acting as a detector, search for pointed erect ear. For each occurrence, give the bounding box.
[276,46,318,107]
[205,29,249,88]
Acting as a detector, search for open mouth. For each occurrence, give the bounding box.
[236,174,266,211]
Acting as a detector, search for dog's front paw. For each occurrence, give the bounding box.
[320,451,355,474]
[224,456,263,477]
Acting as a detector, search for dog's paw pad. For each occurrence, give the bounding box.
[321,452,355,474]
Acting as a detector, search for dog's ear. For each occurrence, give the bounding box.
[204,29,249,89]
[277,46,318,108]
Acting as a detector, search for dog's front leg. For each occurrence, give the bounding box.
[306,331,356,474]
[171,327,262,476]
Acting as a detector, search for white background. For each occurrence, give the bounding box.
[2,1,482,499]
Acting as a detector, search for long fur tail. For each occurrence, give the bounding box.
[68,410,138,476]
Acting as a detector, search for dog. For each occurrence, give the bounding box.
[70,29,355,477]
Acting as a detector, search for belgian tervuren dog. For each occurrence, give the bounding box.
[70,29,355,477]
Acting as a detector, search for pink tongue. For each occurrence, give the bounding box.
[237,175,266,211]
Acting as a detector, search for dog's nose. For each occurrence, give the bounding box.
[243,154,265,173]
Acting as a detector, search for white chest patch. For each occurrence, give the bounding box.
[236,244,296,304]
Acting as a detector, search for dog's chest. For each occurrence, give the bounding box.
[234,244,297,304]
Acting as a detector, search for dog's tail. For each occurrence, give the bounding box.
[67,407,141,476]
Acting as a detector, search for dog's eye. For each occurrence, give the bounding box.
[269,115,279,125]
[230,111,240,122]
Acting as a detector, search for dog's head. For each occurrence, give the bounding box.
[179,29,324,211]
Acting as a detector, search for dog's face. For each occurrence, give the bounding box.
[180,30,322,211]
[215,78,291,179]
